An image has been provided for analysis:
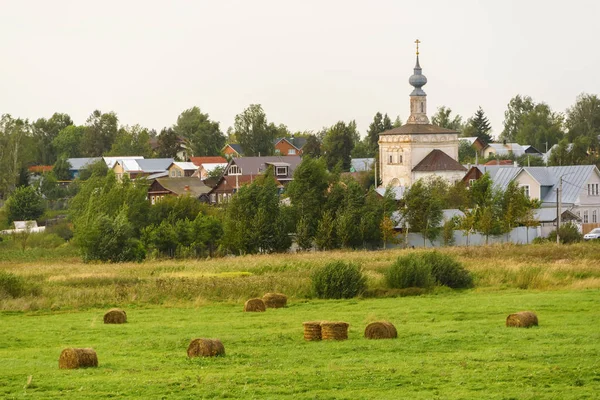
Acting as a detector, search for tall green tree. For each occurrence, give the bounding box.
[302,135,322,158]
[431,106,463,131]
[156,127,181,159]
[0,115,31,198]
[500,95,535,142]
[53,156,72,181]
[31,113,73,165]
[565,93,600,151]
[402,178,444,246]
[469,173,502,243]
[464,107,493,144]
[174,107,224,156]
[80,110,119,156]
[514,103,564,152]
[233,104,278,156]
[53,125,85,158]
[5,186,45,223]
[322,121,356,171]
[108,125,153,157]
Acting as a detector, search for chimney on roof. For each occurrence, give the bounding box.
[184,185,190,191]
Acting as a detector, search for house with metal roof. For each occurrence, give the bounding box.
[274,137,306,156]
[167,162,198,178]
[482,143,542,159]
[222,144,244,158]
[147,177,211,205]
[112,158,174,180]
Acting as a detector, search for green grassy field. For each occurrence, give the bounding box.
[1,290,599,399]
[1,243,600,398]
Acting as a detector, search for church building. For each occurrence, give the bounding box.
[378,41,466,187]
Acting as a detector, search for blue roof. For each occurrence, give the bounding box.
[67,157,102,170]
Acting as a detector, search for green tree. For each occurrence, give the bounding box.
[392,115,403,128]
[52,125,84,158]
[108,125,153,157]
[156,127,181,159]
[470,173,502,243]
[402,178,444,246]
[432,106,463,130]
[31,113,73,165]
[302,134,321,158]
[53,156,72,181]
[80,110,119,156]
[174,107,224,156]
[314,210,337,250]
[0,115,31,198]
[500,95,535,142]
[322,121,356,171]
[5,186,45,223]
[565,93,600,151]
[233,104,277,156]
[458,140,476,163]
[514,103,564,152]
[465,107,493,144]
[366,112,384,155]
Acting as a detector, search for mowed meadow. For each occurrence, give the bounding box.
[1,242,600,399]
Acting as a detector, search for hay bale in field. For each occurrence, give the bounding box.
[244,298,266,312]
[364,321,397,339]
[321,321,349,340]
[506,311,538,328]
[187,338,225,358]
[58,348,98,369]
[303,321,322,341]
[103,308,127,324]
[262,293,287,308]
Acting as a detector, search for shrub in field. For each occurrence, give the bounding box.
[46,221,74,241]
[27,233,65,249]
[0,271,41,298]
[386,251,473,289]
[385,253,433,289]
[548,222,583,244]
[426,251,473,289]
[311,261,366,299]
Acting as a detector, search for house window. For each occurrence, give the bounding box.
[170,170,175,177]
[229,165,241,175]
[150,196,155,205]
[210,193,216,203]
[275,149,281,155]
[288,149,296,155]
[389,155,393,164]
[276,166,288,176]
[520,184,530,199]
[583,210,589,223]
[593,210,597,223]
[420,102,424,113]
[596,184,599,196]
[177,169,182,177]
[399,154,403,164]
[469,179,476,186]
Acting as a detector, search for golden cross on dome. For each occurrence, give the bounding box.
[415,39,421,56]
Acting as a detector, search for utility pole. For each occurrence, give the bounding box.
[556,177,562,244]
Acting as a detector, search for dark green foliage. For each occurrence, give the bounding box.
[233,104,277,156]
[386,252,472,289]
[302,135,321,158]
[385,253,434,289]
[548,222,583,244]
[52,125,84,159]
[46,221,74,241]
[322,121,356,171]
[0,270,41,298]
[53,156,72,181]
[174,107,224,157]
[311,261,366,299]
[465,107,492,145]
[156,127,181,159]
[77,159,109,181]
[108,125,153,157]
[5,186,45,223]
[80,110,119,157]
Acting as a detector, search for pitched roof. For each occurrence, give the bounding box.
[103,156,144,169]
[412,150,466,172]
[375,186,407,200]
[379,124,458,136]
[351,158,374,172]
[229,156,302,178]
[153,177,211,197]
[223,144,244,155]
[274,137,308,150]
[212,175,283,192]
[484,143,526,157]
[172,162,198,171]
[535,208,581,223]
[526,165,599,204]
[136,158,174,172]
[491,167,522,190]
[28,165,53,173]
[189,156,227,166]
[67,157,102,170]
[484,159,514,166]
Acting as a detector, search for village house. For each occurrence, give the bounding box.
[167,162,198,178]
[482,142,543,158]
[274,137,306,156]
[112,158,173,180]
[147,177,211,205]
[190,156,228,180]
[222,144,244,158]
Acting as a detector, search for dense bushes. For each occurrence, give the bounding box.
[548,222,583,244]
[311,261,366,299]
[0,271,41,299]
[385,251,473,289]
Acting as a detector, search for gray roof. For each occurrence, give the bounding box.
[375,186,406,200]
[146,171,169,180]
[67,157,102,170]
[137,158,174,172]
[228,156,302,178]
[351,158,374,172]
[473,164,519,180]
[491,167,522,191]
[154,177,211,197]
[484,143,526,157]
[523,167,555,186]
[534,207,581,223]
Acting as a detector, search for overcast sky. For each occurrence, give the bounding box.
[1,0,599,139]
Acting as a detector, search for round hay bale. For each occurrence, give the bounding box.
[302,321,322,341]
[244,298,266,312]
[321,321,349,340]
[58,348,98,369]
[364,321,398,339]
[506,311,538,328]
[187,338,225,358]
[103,308,127,324]
[262,293,287,308]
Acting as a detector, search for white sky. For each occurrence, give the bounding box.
[1,0,599,139]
